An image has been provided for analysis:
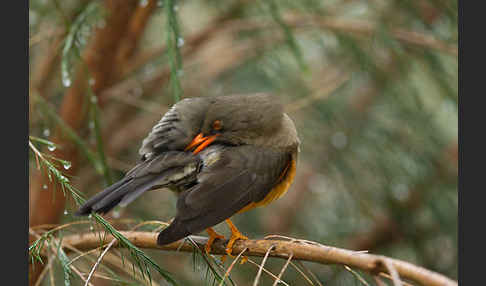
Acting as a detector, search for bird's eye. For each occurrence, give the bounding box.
[141,152,153,161]
[212,120,223,131]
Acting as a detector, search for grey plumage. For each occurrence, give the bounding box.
[75,93,300,246]
[75,151,200,216]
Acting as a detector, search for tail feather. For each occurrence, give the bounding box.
[90,177,152,212]
[75,166,196,216]
[75,175,160,216]
[75,177,132,216]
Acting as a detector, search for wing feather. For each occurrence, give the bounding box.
[157,145,291,242]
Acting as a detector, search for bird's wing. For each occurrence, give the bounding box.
[75,151,200,216]
[157,145,292,244]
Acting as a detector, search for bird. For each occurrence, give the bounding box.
[75,93,300,255]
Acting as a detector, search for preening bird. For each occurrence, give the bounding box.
[76,93,300,255]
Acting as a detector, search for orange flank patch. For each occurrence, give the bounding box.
[237,158,297,214]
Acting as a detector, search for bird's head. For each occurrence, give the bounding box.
[139,93,290,159]
[195,93,284,146]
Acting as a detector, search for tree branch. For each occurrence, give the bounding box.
[57,231,457,286]
[29,2,140,285]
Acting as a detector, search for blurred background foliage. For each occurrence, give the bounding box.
[29,0,457,285]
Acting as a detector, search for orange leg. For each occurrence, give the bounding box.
[225,219,249,256]
[205,227,225,254]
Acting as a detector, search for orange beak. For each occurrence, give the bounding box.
[184,133,219,154]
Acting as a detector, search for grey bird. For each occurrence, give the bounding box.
[75,93,300,254]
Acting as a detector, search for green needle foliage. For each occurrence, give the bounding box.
[89,90,114,185]
[61,1,103,88]
[92,213,177,285]
[56,239,73,286]
[165,0,183,103]
[186,237,236,286]
[265,0,307,72]
[32,94,104,174]
[29,138,177,285]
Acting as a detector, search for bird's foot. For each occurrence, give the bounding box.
[225,219,249,264]
[205,227,225,254]
[225,231,248,255]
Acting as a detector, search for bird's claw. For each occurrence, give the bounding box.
[225,232,248,255]
[205,228,225,254]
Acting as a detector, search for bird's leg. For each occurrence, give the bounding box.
[225,219,249,256]
[205,227,225,254]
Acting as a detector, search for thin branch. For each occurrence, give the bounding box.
[303,16,457,56]
[46,231,457,286]
[295,261,324,286]
[84,239,117,286]
[66,245,105,266]
[29,27,66,47]
[374,276,387,286]
[246,257,290,286]
[284,69,351,113]
[63,243,159,286]
[29,229,95,286]
[380,258,404,286]
[253,245,276,286]
[48,259,55,286]
[288,261,315,286]
[344,265,370,286]
[33,253,56,286]
[379,273,416,286]
[230,14,458,56]
[121,14,457,78]
[70,264,95,286]
[271,252,293,286]
[218,248,248,286]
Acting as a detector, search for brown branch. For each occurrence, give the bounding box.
[284,69,351,113]
[119,0,255,78]
[277,15,458,56]
[55,231,457,286]
[314,19,456,56]
[29,27,66,47]
[113,0,158,81]
[29,0,138,223]
[84,0,140,97]
[122,14,457,77]
[29,2,140,285]
[29,28,65,129]
[29,32,64,96]
[30,0,140,227]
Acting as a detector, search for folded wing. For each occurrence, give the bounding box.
[157,145,291,244]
